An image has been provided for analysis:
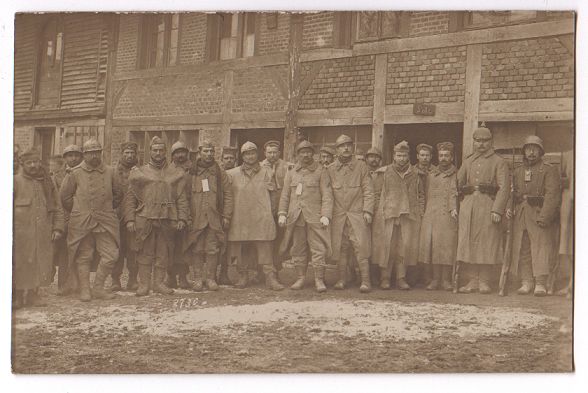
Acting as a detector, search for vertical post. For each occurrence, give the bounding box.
[462,44,482,159]
[103,14,119,165]
[221,70,234,147]
[284,14,304,162]
[372,53,387,152]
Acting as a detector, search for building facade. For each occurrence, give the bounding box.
[15,11,574,166]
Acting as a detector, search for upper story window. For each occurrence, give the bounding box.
[354,11,408,43]
[463,11,542,29]
[206,12,256,62]
[35,17,64,107]
[138,13,180,69]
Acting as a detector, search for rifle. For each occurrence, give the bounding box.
[498,147,516,296]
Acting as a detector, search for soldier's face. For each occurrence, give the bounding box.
[65,152,83,168]
[298,148,314,165]
[172,149,189,164]
[242,150,258,165]
[200,147,215,163]
[222,154,236,169]
[417,149,432,166]
[473,137,492,153]
[265,146,280,164]
[49,159,64,174]
[366,154,381,169]
[393,151,409,167]
[438,150,453,168]
[122,149,137,166]
[524,145,542,165]
[337,142,353,159]
[320,152,333,166]
[150,145,166,164]
[21,158,42,177]
[84,150,102,168]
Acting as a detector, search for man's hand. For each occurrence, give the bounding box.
[491,212,502,224]
[537,219,547,228]
[51,230,63,241]
[177,220,186,231]
[506,208,515,219]
[363,212,372,225]
[126,221,136,233]
[222,218,230,230]
[278,215,287,227]
[320,216,330,227]
[450,209,458,220]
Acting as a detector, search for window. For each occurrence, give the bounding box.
[129,130,199,164]
[463,11,544,30]
[206,13,256,62]
[35,17,64,107]
[138,13,180,69]
[354,11,408,43]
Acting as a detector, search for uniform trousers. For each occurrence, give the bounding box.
[233,241,275,274]
[76,228,118,271]
[137,224,175,269]
[291,217,328,269]
[112,226,137,279]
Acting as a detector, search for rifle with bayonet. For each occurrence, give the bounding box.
[498,147,516,296]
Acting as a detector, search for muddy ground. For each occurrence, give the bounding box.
[12,267,573,374]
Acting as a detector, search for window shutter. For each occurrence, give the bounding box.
[205,14,220,62]
[448,12,465,33]
[398,12,410,38]
[333,12,352,48]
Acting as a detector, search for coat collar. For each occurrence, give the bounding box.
[334,157,356,171]
[433,164,457,177]
[80,161,105,173]
[295,160,319,172]
[471,148,495,160]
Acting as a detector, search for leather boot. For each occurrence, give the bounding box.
[314,266,327,293]
[517,280,534,295]
[12,290,24,310]
[478,265,492,294]
[534,275,547,297]
[358,259,371,293]
[92,264,116,300]
[218,254,232,286]
[191,256,204,292]
[459,265,479,293]
[426,265,441,290]
[165,267,178,289]
[440,265,453,291]
[235,270,249,289]
[396,262,410,290]
[126,270,139,291]
[110,275,122,292]
[78,264,92,302]
[265,271,285,291]
[178,272,191,290]
[290,264,307,290]
[205,254,219,291]
[154,267,174,295]
[135,264,151,296]
[27,288,47,307]
[380,265,392,290]
[334,252,348,290]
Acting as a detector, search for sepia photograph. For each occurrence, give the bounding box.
[4,0,580,384]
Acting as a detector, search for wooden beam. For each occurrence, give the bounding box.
[300,48,353,62]
[479,111,574,122]
[371,54,387,151]
[300,60,326,97]
[103,14,119,165]
[462,44,483,159]
[297,107,373,127]
[112,113,223,127]
[284,14,304,162]
[479,98,573,114]
[353,19,574,57]
[221,70,234,146]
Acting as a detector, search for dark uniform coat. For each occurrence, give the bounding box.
[456,149,510,265]
[559,150,573,256]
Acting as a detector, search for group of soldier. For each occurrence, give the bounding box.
[12,124,573,308]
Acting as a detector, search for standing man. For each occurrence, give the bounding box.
[327,134,374,292]
[217,145,238,285]
[416,143,435,175]
[220,146,238,171]
[418,142,458,291]
[319,146,335,168]
[457,126,510,294]
[110,142,139,292]
[124,137,189,296]
[60,140,122,302]
[365,147,382,176]
[414,143,435,286]
[166,140,193,289]
[558,149,573,297]
[184,141,233,291]
[278,141,333,292]
[372,141,424,290]
[227,141,284,291]
[14,148,64,308]
[506,136,560,297]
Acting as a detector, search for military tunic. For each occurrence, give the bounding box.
[559,150,573,256]
[112,161,137,279]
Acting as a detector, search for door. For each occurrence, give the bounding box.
[231,128,284,164]
[34,127,56,167]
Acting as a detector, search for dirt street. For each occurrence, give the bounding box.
[12,268,573,374]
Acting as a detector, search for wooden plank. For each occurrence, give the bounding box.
[230,120,286,129]
[463,44,483,158]
[284,14,304,162]
[371,54,387,151]
[479,111,574,122]
[112,114,223,127]
[297,107,373,127]
[221,70,234,146]
[353,18,574,56]
[231,111,285,123]
[479,98,573,114]
[300,48,353,62]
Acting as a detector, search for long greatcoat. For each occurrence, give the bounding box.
[510,159,560,276]
[14,172,65,290]
[327,158,374,261]
[456,149,509,265]
[559,150,573,256]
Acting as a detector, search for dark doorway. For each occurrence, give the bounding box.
[231,128,284,164]
[34,127,56,166]
[384,123,463,167]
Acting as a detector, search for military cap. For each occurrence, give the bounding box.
[63,144,82,156]
[121,141,138,153]
[150,136,165,148]
[335,134,353,147]
[394,140,410,153]
[366,147,382,158]
[320,146,335,156]
[296,140,315,153]
[523,135,544,153]
[241,141,258,153]
[221,146,238,156]
[473,127,492,140]
[199,139,215,150]
[19,147,41,161]
[83,139,103,153]
[416,143,433,154]
[436,141,454,153]
[264,140,281,151]
[171,140,189,155]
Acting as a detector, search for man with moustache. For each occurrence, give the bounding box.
[418,142,459,291]
[372,141,424,290]
[506,136,560,297]
[124,137,190,296]
[327,134,374,292]
[60,140,123,302]
[319,146,335,168]
[457,126,510,294]
[110,142,139,292]
[278,140,333,292]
